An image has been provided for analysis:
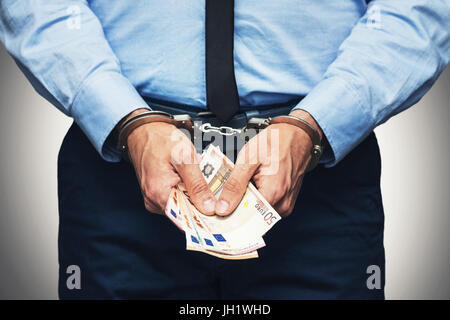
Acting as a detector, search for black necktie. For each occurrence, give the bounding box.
[205,0,240,122]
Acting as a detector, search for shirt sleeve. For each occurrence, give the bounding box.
[0,0,149,162]
[293,0,450,167]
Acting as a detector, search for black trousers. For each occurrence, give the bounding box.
[58,123,385,299]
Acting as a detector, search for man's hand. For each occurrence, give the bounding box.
[124,110,216,215]
[215,110,323,217]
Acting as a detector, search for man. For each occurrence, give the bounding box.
[0,0,449,299]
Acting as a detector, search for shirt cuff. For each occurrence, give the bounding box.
[292,76,373,167]
[71,71,150,162]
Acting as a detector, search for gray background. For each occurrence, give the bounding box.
[0,44,449,299]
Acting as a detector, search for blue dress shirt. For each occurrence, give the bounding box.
[1,1,449,165]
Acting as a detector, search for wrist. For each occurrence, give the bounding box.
[288,109,323,140]
[118,108,150,129]
[112,108,149,141]
[116,110,194,159]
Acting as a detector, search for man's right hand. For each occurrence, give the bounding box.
[125,110,216,215]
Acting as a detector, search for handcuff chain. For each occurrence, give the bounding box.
[198,123,243,136]
[117,111,322,172]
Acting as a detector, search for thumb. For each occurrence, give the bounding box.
[176,162,216,216]
[215,163,258,216]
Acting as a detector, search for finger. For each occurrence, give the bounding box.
[273,186,299,217]
[144,197,164,215]
[154,181,178,212]
[272,176,304,217]
[175,162,216,216]
[215,162,258,216]
[273,194,295,217]
[255,177,285,207]
[141,170,180,214]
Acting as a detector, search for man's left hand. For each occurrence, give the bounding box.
[214,109,323,217]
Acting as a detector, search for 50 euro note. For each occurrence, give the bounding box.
[177,184,265,256]
[164,144,282,260]
[165,185,259,259]
[197,145,282,244]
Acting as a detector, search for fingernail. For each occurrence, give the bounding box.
[203,198,216,213]
[215,200,229,214]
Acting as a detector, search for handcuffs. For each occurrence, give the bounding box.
[117,110,323,172]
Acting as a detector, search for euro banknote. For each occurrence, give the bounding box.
[165,144,281,259]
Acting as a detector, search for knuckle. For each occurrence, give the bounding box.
[158,189,171,208]
[141,184,150,199]
[142,182,158,201]
[157,201,167,212]
[142,188,153,201]
[144,201,153,212]
[278,202,292,217]
[272,185,288,203]
[283,203,293,214]
[188,177,209,197]
[264,188,282,205]
[224,177,242,194]
[171,144,195,166]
